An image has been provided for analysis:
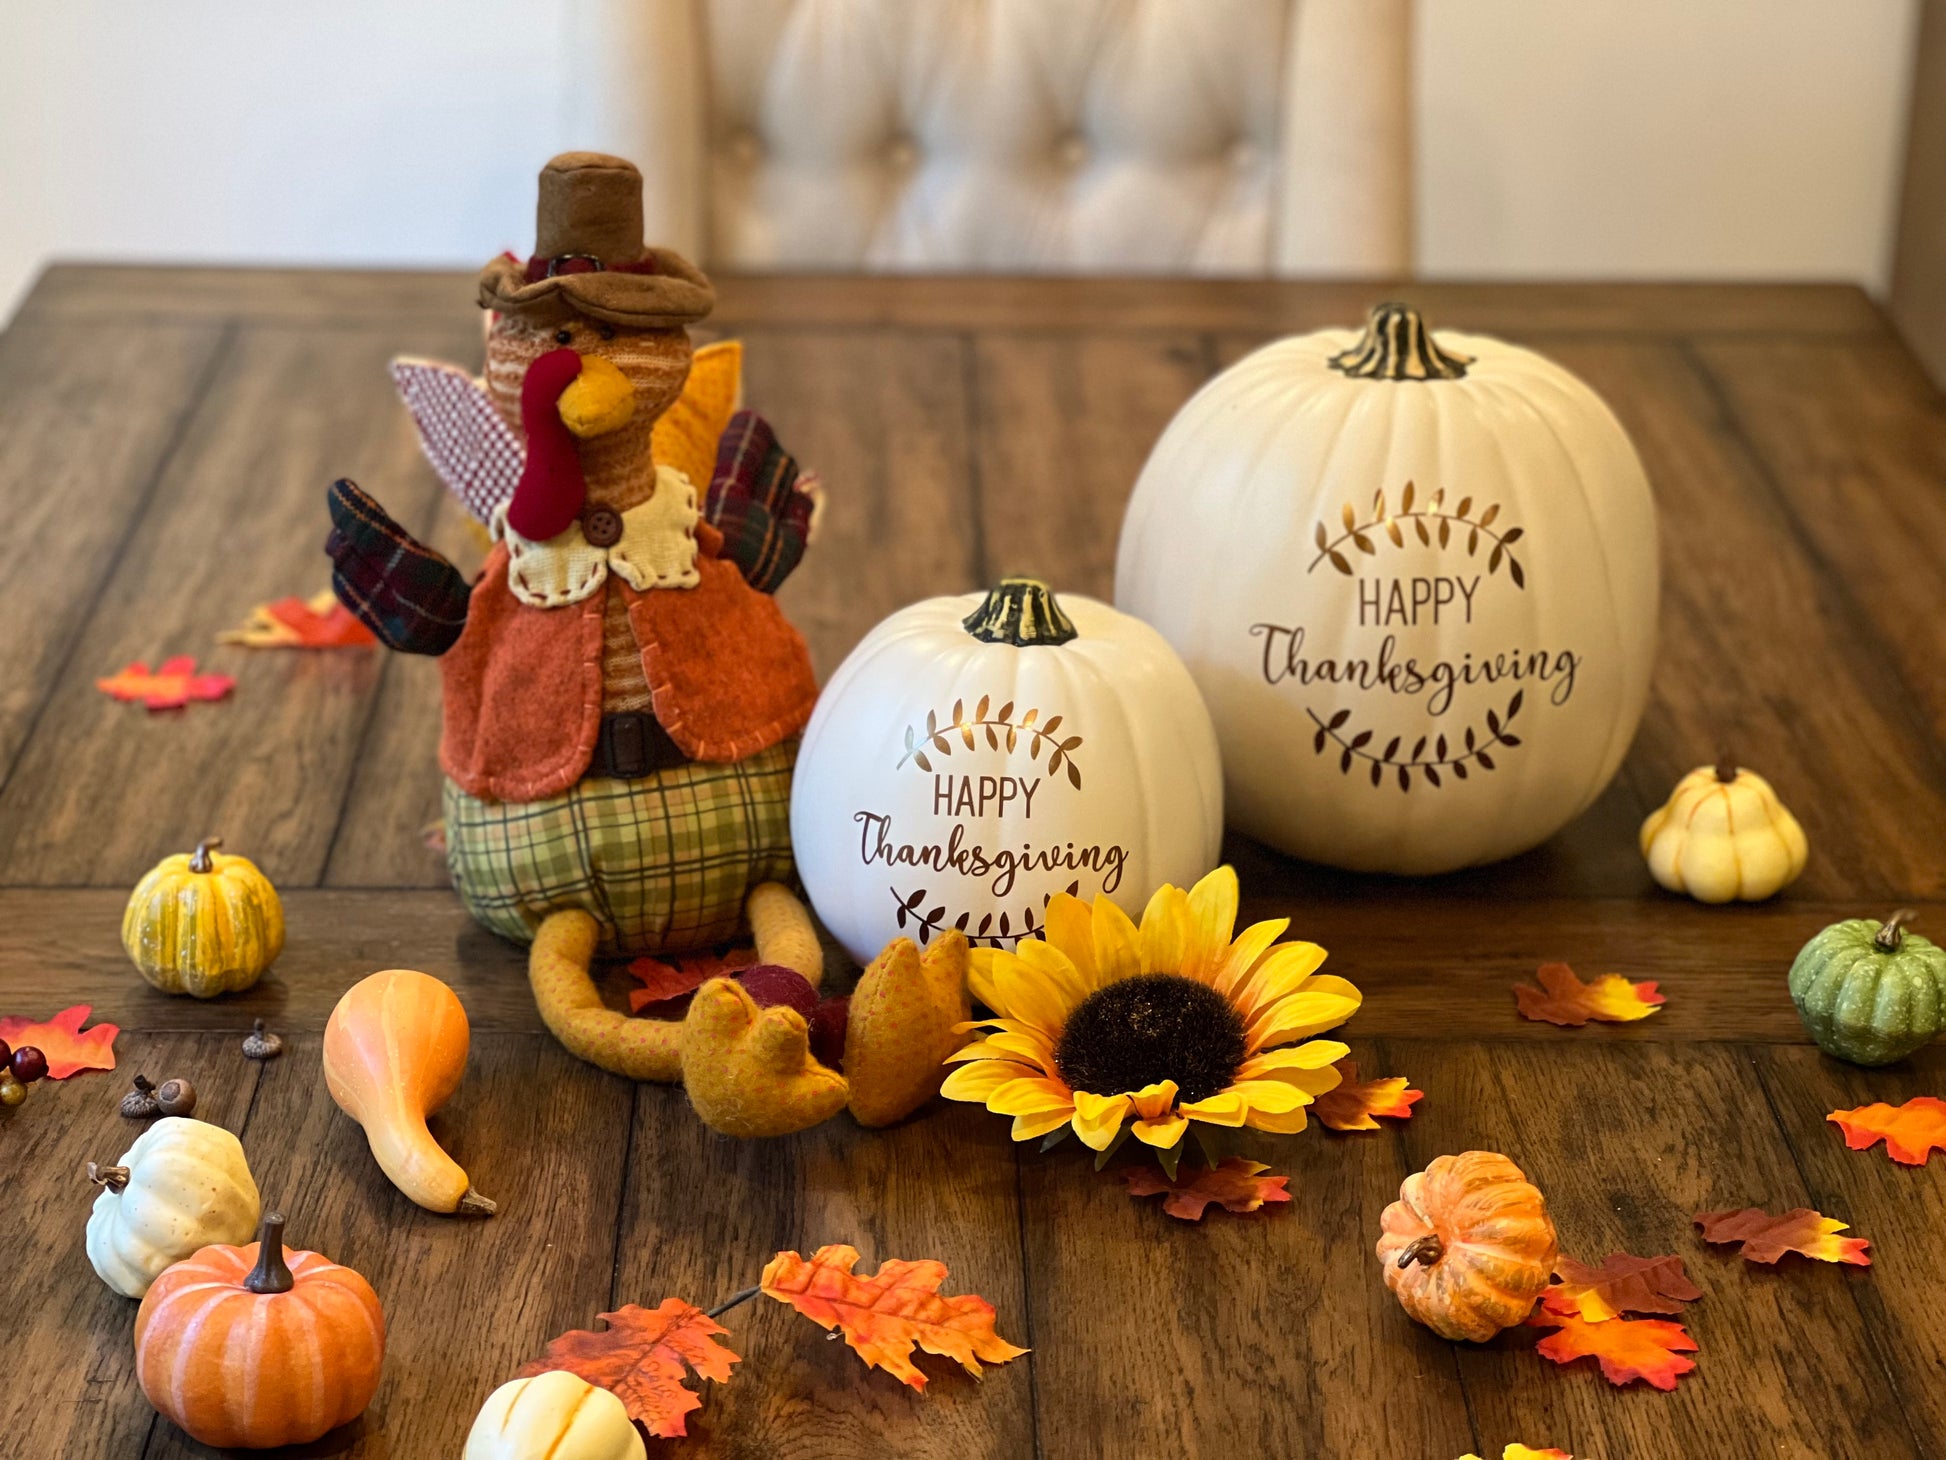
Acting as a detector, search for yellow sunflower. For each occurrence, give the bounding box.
[941,867,1361,1155]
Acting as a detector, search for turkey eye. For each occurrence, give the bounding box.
[553,328,573,346]
[598,324,616,341]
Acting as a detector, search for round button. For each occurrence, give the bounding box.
[581,506,623,548]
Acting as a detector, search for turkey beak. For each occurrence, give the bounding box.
[557,354,636,439]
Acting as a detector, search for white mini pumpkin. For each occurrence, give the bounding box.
[85,1116,260,1298]
[791,578,1223,965]
[463,1371,645,1460]
[1116,303,1658,874]
[1640,761,1808,903]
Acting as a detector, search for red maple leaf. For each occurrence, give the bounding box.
[0,1004,119,1078]
[1694,1207,1871,1265]
[1828,1096,1946,1166]
[1122,1158,1292,1221]
[97,657,235,711]
[627,947,756,1013]
[1313,1058,1423,1131]
[1513,962,1663,1026]
[1527,1310,1698,1389]
[519,1300,739,1438]
[1542,1252,1702,1322]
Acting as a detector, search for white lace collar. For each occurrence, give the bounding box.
[495,464,702,609]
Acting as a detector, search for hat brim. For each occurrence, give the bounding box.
[478,247,714,329]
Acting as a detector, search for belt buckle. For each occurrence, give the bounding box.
[605,713,649,778]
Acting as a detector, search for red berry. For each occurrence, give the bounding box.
[0,1038,10,1066]
[736,964,820,1025]
[10,1046,47,1083]
[809,996,850,1071]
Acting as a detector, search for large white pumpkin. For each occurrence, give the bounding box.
[792,579,1223,965]
[1115,303,1657,874]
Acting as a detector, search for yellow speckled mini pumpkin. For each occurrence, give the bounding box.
[123,838,284,997]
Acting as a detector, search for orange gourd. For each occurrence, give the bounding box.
[323,968,494,1215]
[1376,1150,1558,1342]
[135,1213,384,1448]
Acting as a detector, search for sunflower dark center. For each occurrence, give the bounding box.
[1053,972,1246,1104]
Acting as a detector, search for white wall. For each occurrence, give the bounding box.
[0,0,1923,322]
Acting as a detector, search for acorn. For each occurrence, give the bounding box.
[241,1019,283,1061]
[120,1074,161,1119]
[154,1078,197,1117]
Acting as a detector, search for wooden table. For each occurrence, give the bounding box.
[4,267,1944,1459]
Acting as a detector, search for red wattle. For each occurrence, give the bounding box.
[507,347,587,542]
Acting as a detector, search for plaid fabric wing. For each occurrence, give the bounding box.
[391,356,524,524]
[325,478,472,655]
[705,410,822,594]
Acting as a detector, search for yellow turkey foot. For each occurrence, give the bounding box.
[527,883,824,1082]
[681,979,849,1137]
[845,930,972,1127]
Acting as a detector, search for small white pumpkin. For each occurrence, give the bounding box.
[85,1117,260,1299]
[791,578,1224,965]
[1640,761,1808,903]
[463,1371,646,1460]
[1116,302,1659,874]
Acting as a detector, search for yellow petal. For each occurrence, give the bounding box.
[1069,1089,1133,1149]
[1011,938,1093,1020]
[1011,1108,1075,1141]
[1247,989,1361,1052]
[1181,866,1240,983]
[1178,1091,1248,1126]
[1138,883,1191,975]
[1127,1079,1180,1121]
[1243,1104,1312,1135]
[1238,1041,1349,1076]
[941,1059,1038,1102]
[992,950,1074,1040]
[1222,1078,1313,1115]
[1042,893,1100,988]
[1132,1112,1189,1148]
[967,947,1005,1010]
[987,1075,1079,1116]
[1092,895,1143,984]
[968,1029,1058,1073]
[1212,917,1290,999]
[1231,941,1330,1020]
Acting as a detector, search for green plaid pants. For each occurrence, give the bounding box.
[442,740,798,956]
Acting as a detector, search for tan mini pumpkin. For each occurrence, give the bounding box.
[1376,1151,1558,1342]
[463,1370,646,1460]
[123,837,284,997]
[1640,761,1808,903]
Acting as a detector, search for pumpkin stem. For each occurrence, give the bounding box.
[1876,909,1918,952]
[1329,303,1472,381]
[188,837,223,874]
[1714,758,1739,784]
[245,1213,296,1294]
[457,1188,498,1217]
[86,1161,131,1192]
[963,577,1079,647]
[1397,1234,1444,1269]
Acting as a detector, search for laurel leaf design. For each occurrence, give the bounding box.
[1329,550,1353,576]
[1386,519,1404,548]
[1401,480,1416,513]
[1307,686,1527,794]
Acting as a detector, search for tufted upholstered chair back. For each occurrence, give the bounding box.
[583,0,1411,276]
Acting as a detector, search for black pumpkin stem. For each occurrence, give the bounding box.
[245,1213,296,1294]
[1329,303,1472,381]
[1876,910,1918,952]
[188,837,223,874]
[1397,1234,1445,1269]
[962,578,1078,647]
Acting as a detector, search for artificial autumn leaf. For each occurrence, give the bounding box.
[1828,1096,1946,1167]
[218,590,377,649]
[1693,1207,1871,1266]
[97,656,236,711]
[1313,1058,1423,1131]
[1528,1310,1698,1390]
[0,1004,119,1078]
[1459,1448,1573,1460]
[627,947,756,1012]
[1542,1252,1702,1322]
[1122,1158,1293,1220]
[518,1300,739,1438]
[759,1244,1027,1391]
[1514,962,1663,1026]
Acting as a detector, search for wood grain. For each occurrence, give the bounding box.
[1891,0,1946,388]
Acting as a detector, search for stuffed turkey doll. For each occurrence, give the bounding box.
[325,153,965,1137]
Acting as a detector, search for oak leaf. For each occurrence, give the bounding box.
[1528,1310,1697,1390]
[627,947,756,1012]
[518,1300,739,1438]
[1313,1058,1423,1131]
[1123,1158,1292,1220]
[0,1004,119,1078]
[1514,962,1663,1026]
[1542,1252,1701,1322]
[218,590,377,649]
[759,1244,1027,1390]
[97,656,236,711]
[1828,1096,1946,1166]
[1693,1207,1870,1265]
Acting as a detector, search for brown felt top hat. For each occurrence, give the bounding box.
[478,152,714,329]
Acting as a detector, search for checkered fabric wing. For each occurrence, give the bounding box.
[325,478,471,656]
[705,410,823,595]
[391,356,524,524]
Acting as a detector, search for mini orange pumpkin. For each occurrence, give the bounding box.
[134,1213,385,1448]
[1376,1150,1558,1342]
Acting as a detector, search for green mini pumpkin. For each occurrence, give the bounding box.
[1788,911,1946,1066]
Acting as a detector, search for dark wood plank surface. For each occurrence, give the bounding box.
[2,267,1944,1459]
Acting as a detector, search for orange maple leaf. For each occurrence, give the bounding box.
[626,947,757,1012]
[0,1004,119,1078]
[1459,1448,1574,1460]
[1693,1207,1871,1265]
[759,1244,1027,1391]
[1122,1158,1293,1221]
[219,590,376,649]
[1528,1310,1698,1389]
[96,656,236,711]
[518,1300,739,1438]
[1828,1096,1946,1166]
[1313,1058,1423,1131]
[1514,962,1663,1026]
[1542,1252,1701,1322]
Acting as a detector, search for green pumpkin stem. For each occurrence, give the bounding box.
[963,578,1078,647]
[1875,910,1918,953]
[188,837,223,875]
[1396,1234,1444,1269]
[1329,303,1472,381]
[245,1213,296,1294]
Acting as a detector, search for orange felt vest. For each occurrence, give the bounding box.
[439,532,818,802]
